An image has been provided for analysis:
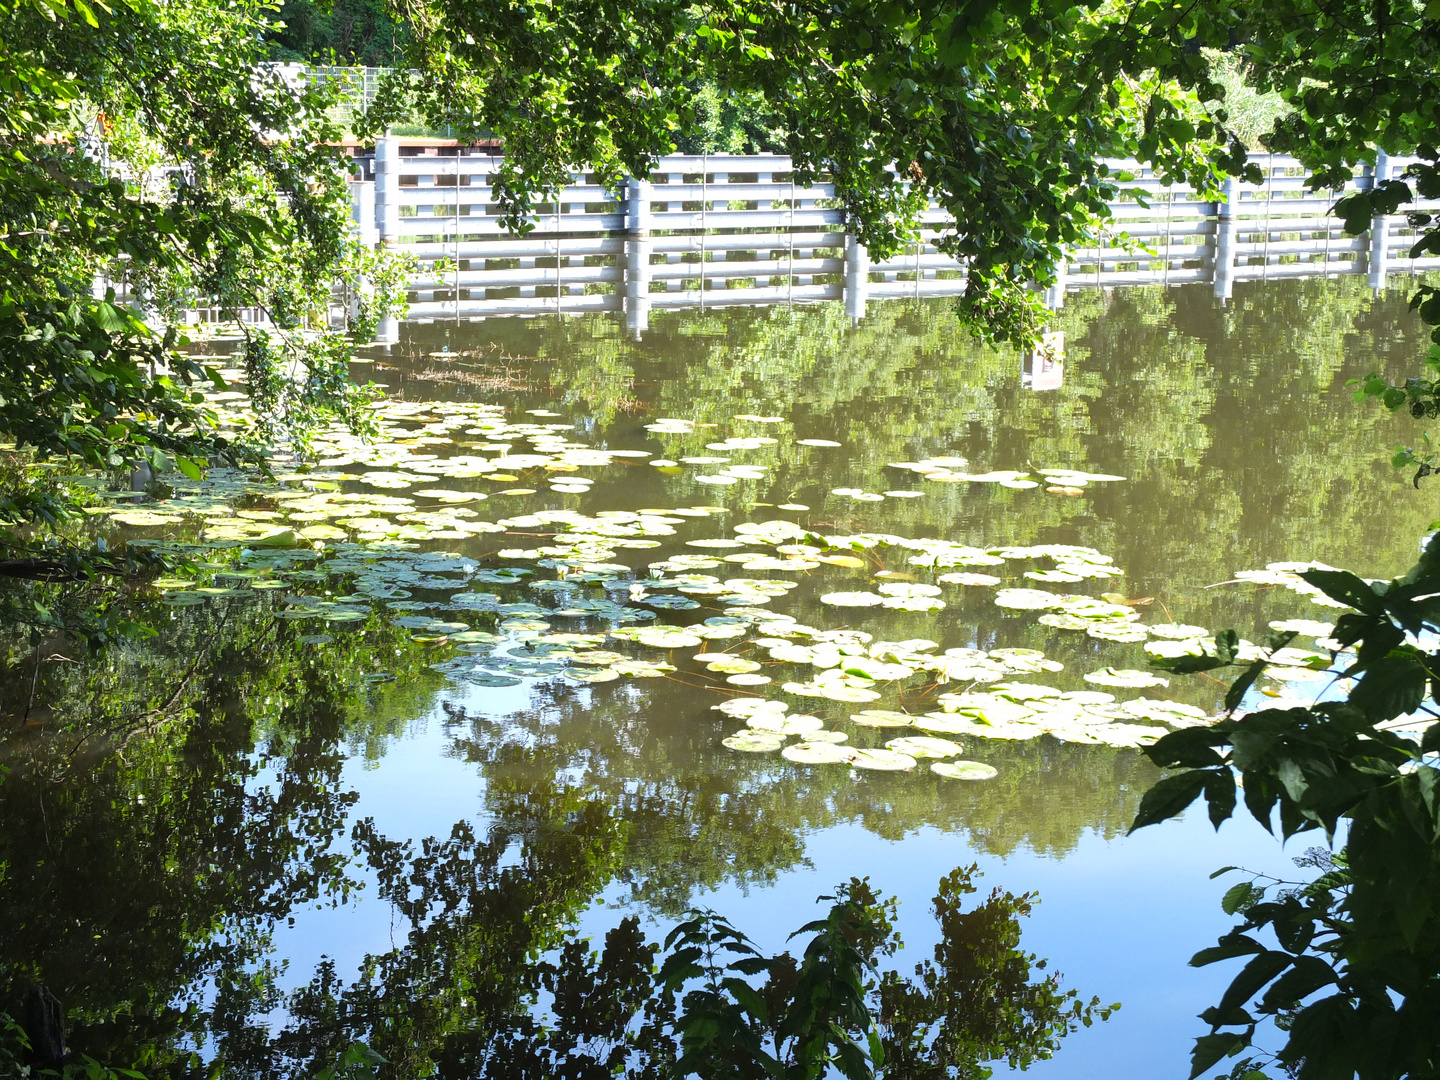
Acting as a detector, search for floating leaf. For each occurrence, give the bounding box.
[847,748,917,771]
[931,761,999,780]
[749,713,825,735]
[724,731,787,752]
[994,589,1063,610]
[1122,698,1210,723]
[886,736,964,759]
[782,741,853,764]
[937,572,1002,587]
[1084,668,1171,689]
[820,591,885,607]
[850,710,917,728]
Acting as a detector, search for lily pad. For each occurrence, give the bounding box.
[566,668,622,683]
[749,713,825,735]
[885,736,964,759]
[820,591,885,608]
[1146,622,1209,640]
[937,572,1002,587]
[781,741,854,764]
[911,714,975,735]
[723,731,786,752]
[1084,667,1171,689]
[931,761,999,780]
[847,748,917,771]
[850,710,917,728]
[994,588,1062,610]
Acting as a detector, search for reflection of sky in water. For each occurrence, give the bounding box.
[271,278,1434,1071]
[50,277,1439,1068]
[269,702,1301,1078]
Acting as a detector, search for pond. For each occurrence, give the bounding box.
[2,276,1436,1077]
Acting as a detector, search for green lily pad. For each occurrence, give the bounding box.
[566,668,621,683]
[1146,622,1209,640]
[994,589,1062,610]
[781,741,853,764]
[1084,668,1170,689]
[850,710,917,728]
[931,761,999,780]
[749,713,825,736]
[820,592,885,608]
[723,731,786,752]
[847,748,917,771]
[886,736,964,759]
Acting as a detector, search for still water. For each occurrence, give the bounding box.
[3,276,1437,1076]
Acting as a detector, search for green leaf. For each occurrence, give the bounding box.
[1297,569,1381,613]
[175,455,202,481]
[1130,769,1210,831]
[1224,659,1267,713]
[1221,881,1258,915]
[1204,769,1237,828]
[1217,951,1294,1014]
[1192,933,1265,967]
[1258,955,1338,1010]
[1189,1032,1248,1078]
[1348,652,1428,721]
[90,302,127,333]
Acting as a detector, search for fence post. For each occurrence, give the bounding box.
[351,179,378,248]
[624,174,653,339]
[1367,149,1391,292]
[1212,174,1239,302]
[844,233,869,322]
[1044,258,1068,310]
[372,142,399,346]
[374,136,401,245]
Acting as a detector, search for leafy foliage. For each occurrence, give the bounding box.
[1134,534,1440,1080]
[0,0,406,556]
[265,0,410,66]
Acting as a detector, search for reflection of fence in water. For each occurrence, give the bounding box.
[352,141,1440,338]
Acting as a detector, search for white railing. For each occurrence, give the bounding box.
[106,140,1440,337]
[351,142,1440,335]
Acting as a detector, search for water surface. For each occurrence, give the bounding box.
[2,275,1435,1076]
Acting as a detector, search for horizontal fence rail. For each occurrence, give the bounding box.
[351,141,1440,337]
[103,140,1440,338]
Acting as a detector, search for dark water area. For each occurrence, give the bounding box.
[1,276,1436,1077]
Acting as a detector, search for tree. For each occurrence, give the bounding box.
[1131,538,1440,1079]
[0,0,404,554]
[265,0,411,67]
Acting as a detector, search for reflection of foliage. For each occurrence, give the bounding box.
[263,781,625,1078]
[1133,536,1440,1079]
[396,275,1434,590]
[0,599,1101,1080]
[366,868,1101,1080]
[0,599,438,1068]
[879,865,1115,1079]
[442,689,1159,914]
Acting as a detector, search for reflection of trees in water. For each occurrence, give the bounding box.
[388,277,1433,589]
[443,685,1159,913]
[0,622,1102,1078]
[7,276,1436,1072]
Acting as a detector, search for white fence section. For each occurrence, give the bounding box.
[355,142,1440,336]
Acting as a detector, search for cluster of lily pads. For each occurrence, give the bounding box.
[82,372,1361,784]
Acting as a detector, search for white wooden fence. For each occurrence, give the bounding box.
[344,140,1440,335]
